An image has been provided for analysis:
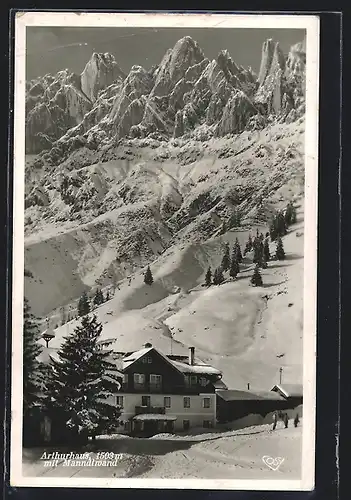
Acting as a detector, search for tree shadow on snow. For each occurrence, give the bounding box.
[284,253,303,261]
[267,263,294,270]
[262,280,287,288]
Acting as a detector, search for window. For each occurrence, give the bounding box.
[150,374,162,390]
[142,356,153,364]
[203,420,213,428]
[190,375,197,386]
[122,374,128,388]
[183,397,191,408]
[116,396,124,408]
[183,420,190,431]
[199,377,208,387]
[184,375,190,387]
[134,373,145,388]
[164,397,171,408]
[203,397,211,409]
[141,395,151,407]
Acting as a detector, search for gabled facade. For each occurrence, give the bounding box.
[114,344,223,436]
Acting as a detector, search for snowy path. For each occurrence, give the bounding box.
[22,422,301,479]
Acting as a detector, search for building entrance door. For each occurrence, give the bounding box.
[143,420,158,436]
[165,420,174,433]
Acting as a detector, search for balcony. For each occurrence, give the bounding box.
[135,405,165,415]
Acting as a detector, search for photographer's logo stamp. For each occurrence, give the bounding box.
[262,456,285,471]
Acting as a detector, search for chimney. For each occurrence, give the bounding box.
[189,346,195,365]
[247,383,250,390]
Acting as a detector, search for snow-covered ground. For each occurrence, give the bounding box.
[37,200,304,390]
[22,418,302,479]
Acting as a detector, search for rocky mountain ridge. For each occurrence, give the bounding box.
[26,36,305,158]
[24,36,306,321]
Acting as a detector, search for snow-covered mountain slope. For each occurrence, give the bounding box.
[25,35,306,390]
[24,118,304,318]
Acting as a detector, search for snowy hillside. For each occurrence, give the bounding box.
[25,35,306,391]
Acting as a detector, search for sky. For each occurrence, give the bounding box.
[26,27,305,80]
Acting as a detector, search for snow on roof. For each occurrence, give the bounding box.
[170,359,222,375]
[123,347,153,368]
[271,384,303,398]
[133,414,177,421]
[122,345,222,376]
[214,379,229,390]
[216,389,285,402]
[251,391,286,401]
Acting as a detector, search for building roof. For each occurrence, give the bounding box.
[123,347,153,366]
[271,384,303,398]
[214,379,229,390]
[122,345,222,377]
[133,414,177,421]
[122,346,185,376]
[216,389,285,402]
[170,359,222,375]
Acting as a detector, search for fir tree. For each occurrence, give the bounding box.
[221,242,231,272]
[233,237,243,263]
[263,238,271,262]
[269,216,278,241]
[250,264,263,287]
[144,266,154,285]
[205,266,212,287]
[284,202,297,226]
[253,238,264,265]
[244,234,253,255]
[44,315,122,440]
[270,212,288,240]
[284,202,294,225]
[275,237,286,260]
[229,255,240,279]
[93,288,104,306]
[277,212,288,236]
[213,267,225,285]
[23,298,43,415]
[78,291,90,317]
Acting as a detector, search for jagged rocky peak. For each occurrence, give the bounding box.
[285,40,306,80]
[80,52,126,102]
[254,37,305,118]
[109,64,153,135]
[26,35,307,160]
[169,36,205,80]
[25,70,93,154]
[258,39,285,87]
[151,36,205,97]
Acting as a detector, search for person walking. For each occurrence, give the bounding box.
[272,411,278,431]
[294,413,300,428]
[284,413,289,429]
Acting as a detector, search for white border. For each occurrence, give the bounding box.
[11,12,320,490]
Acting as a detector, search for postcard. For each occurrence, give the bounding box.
[11,11,319,490]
